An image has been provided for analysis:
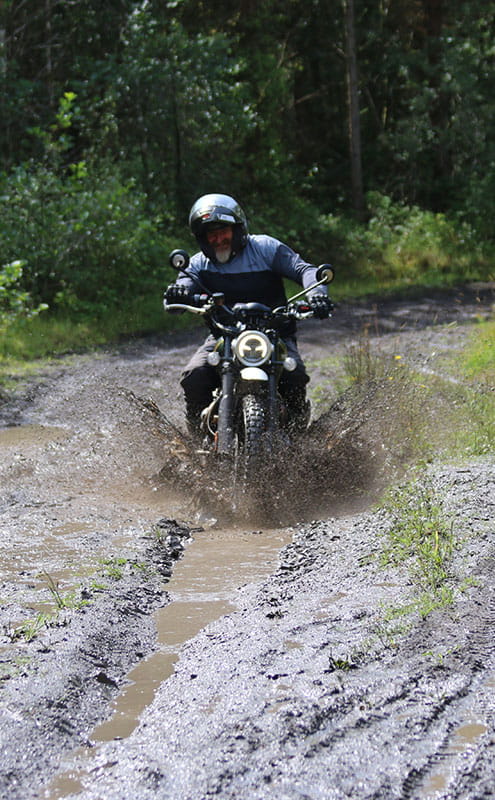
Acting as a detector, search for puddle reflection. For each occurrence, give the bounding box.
[44,525,291,798]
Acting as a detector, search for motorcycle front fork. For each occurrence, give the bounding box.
[216,371,280,457]
[216,339,235,456]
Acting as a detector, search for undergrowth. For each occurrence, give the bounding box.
[321,193,494,293]
[0,293,197,362]
[453,319,495,455]
[429,318,495,458]
[373,469,481,649]
[2,192,494,365]
[334,318,494,632]
[380,475,456,599]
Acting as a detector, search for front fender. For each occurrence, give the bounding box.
[239,367,269,381]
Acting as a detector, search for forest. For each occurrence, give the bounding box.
[0,0,494,347]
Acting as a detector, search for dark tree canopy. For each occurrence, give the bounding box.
[1,0,494,220]
[0,0,494,315]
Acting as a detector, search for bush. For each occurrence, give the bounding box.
[0,160,173,315]
[319,193,494,291]
[0,259,47,332]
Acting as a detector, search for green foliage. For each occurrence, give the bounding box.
[356,1,495,216]
[374,473,464,631]
[28,91,80,160]
[427,380,495,461]
[8,572,88,642]
[0,159,171,313]
[9,613,54,643]
[410,319,495,461]
[444,320,495,457]
[98,557,128,580]
[320,193,494,291]
[0,292,195,361]
[461,319,495,382]
[380,476,455,592]
[2,0,495,228]
[1,2,494,357]
[43,572,89,611]
[107,13,254,209]
[0,88,176,316]
[0,259,47,331]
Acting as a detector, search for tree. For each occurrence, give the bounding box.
[1,0,495,237]
[343,0,365,217]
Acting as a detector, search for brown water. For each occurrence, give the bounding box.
[44,525,292,798]
[0,424,71,449]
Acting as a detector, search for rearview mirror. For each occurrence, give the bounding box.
[315,264,334,285]
[169,249,190,272]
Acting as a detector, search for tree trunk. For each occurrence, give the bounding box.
[45,0,53,104]
[0,26,5,77]
[343,0,365,219]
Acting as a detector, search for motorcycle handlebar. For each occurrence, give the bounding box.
[164,265,334,321]
[163,301,208,315]
[163,298,319,322]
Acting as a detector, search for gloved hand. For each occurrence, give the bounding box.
[308,293,334,319]
[164,284,193,305]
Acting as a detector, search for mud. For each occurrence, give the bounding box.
[42,461,494,800]
[0,283,494,800]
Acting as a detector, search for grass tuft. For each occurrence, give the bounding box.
[380,475,456,593]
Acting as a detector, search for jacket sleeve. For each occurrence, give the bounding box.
[271,240,327,296]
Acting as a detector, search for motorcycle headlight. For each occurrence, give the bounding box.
[233,331,272,367]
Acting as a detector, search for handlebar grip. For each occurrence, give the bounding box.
[163,301,206,315]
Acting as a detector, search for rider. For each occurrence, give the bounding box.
[164,193,333,436]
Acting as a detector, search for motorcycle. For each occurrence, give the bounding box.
[164,249,334,502]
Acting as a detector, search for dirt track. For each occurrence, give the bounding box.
[0,284,494,800]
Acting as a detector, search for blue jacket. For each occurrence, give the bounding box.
[177,234,324,309]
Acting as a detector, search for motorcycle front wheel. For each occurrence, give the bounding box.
[238,393,266,489]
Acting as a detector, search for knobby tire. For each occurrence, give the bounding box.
[240,393,266,489]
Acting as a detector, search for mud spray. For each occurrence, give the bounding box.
[125,354,428,527]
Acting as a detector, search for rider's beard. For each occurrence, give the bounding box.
[214,245,232,264]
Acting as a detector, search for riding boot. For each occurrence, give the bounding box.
[284,387,311,434]
[185,402,204,440]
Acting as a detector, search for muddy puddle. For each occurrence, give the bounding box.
[43,525,292,799]
[419,720,488,796]
[0,423,71,449]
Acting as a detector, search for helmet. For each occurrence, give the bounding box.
[189,193,248,261]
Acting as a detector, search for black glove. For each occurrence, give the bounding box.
[308,293,334,319]
[164,284,193,305]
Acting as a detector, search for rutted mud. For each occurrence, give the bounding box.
[45,525,292,799]
[0,284,494,800]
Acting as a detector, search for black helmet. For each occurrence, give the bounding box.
[189,193,248,261]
